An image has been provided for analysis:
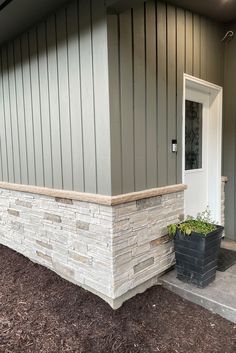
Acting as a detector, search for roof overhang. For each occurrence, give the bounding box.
[0,0,235,47]
[0,0,70,46]
[106,0,236,23]
[106,0,146,13]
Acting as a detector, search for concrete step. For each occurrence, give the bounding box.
[160,266,236,324]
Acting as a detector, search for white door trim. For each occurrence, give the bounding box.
[182,74,223,223]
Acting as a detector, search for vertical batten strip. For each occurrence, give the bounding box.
[56,8,73,190]
[107,14,122,195]
[29,29,45,186]
[146,0,157,188]
[46,15,63,189]
[167,4,177,185]
[21,33,36,185]
[157,1,167,186]
[119,9,135,193]
[2,47,15,183]
[176,7,185,183]
[185,11,193,75]
[0,51,8,181]
[37,22,53,188]
[200,17,207,80]
[14,38,29,185]
[79,0,97,193]
[91,0,112,195]
[133,4,146,191]
[67,0,85,192]
[193,14,200,78]
[8,42,21,184]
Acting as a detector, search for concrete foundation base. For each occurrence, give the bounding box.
[160,265,236,323]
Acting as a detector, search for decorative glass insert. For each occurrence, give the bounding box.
[185,100,203,170]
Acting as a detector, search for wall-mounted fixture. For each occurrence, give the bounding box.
[221,30,234,43]
[172,139,178,153]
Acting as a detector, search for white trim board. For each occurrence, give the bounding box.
[182,74,223,223]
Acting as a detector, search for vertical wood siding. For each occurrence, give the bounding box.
[108,0,224,195]
[0,0,111,195]
[223,22,236,241]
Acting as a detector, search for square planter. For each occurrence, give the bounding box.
[174,225,224,288]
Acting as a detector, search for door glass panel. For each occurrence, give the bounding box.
[185,100,203,170]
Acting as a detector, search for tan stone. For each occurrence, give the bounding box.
[36,240,53,250]
[134,257,154,274]
[53,261,74,279]
[44,213,62,223]
[150,234,171,248]
[36,251,52,263]
[76,220,89,231]
[8,209,20,217]
[55,197,73,205]
[69,251,92,265]
[15,199,32,208]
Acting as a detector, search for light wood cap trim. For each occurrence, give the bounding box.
[110,184,187,205]
[0,182,111,205]
[0,182,187,206]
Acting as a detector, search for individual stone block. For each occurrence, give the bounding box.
[134,257,154,274]
[53,261,75,280]
[36,240,53,250]
[136,196,162,210]
[76,220,90,231]
[36,250,52,263]
[69,251,93,265]
[55,197,73,204]
[15,199,32,208]
[132,243,150,257]
[150,234,171,248]
[44,213,62,223]
[7,209,20,217]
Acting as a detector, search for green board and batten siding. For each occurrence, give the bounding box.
[108,0,224,195]
[223,22,236,241]
[0,0,112,195]
[0,0,224,197]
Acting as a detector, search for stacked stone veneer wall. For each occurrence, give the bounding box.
[0,187,184,308]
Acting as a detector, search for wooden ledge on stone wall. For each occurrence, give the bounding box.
[110,184,187,205]
[0,182,187,206]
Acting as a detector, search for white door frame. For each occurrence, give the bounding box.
[182,74,223,223]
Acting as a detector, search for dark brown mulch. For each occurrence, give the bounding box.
[0,245,235,353]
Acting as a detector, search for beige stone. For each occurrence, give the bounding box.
[69,251,92,265]
[8,209,20,217]
[36,240,53,250]
[53,261,75,279]
[0,184,185,310]
[36,251,52,263]
[55,197,73,205]
[44,213,62,223]
[15,199,32,208]
[150,234,170,248]
[76,220,90,230]
[134,257,154,274]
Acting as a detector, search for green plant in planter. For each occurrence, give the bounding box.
[169,207,223,288]
[168,207,217,237]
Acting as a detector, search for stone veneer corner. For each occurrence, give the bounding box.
[0,186,185,308]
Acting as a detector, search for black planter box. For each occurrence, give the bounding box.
[174,225,224,288]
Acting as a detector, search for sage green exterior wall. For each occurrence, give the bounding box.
[108,0,224,195]
[0,0,226,198]
[0,0,112,195]
[223,22,236,241]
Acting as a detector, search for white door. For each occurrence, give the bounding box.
[183,76,222,223]
[184,88,209,218]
